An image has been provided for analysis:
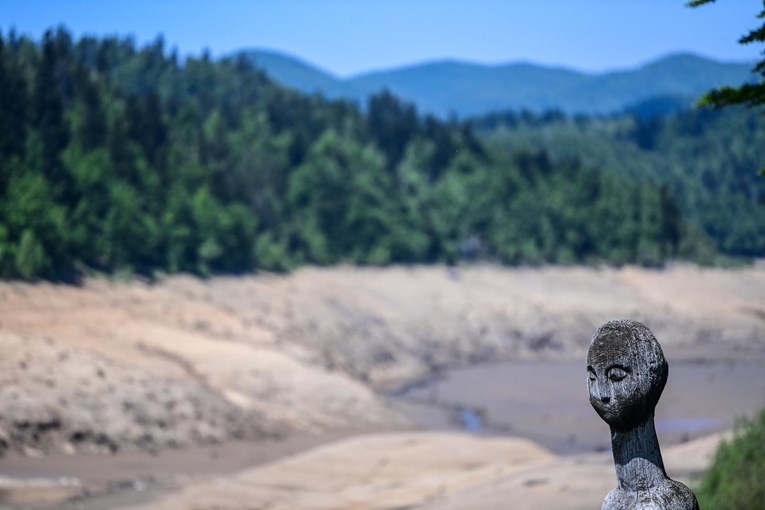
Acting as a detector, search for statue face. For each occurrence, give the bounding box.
[587,320,667,431]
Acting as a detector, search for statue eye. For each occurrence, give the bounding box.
[608,367,628,381]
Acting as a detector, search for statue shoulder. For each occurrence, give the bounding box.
[663,479,699,510]
[601,481,699,510]
[601,488,632,510]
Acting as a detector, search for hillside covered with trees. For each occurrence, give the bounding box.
[0,28,759,280]
[474,105,765,259]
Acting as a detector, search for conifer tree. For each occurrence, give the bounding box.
[688,0,765,173]
[688,0,765,109]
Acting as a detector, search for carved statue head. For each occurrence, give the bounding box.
[587,319,668,431]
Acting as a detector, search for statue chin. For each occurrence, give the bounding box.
[592,404,618,424]
[592,401,647,431]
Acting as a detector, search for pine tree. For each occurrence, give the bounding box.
[0,33,29,162]
[688,0,765,173]
[689,0,765,109]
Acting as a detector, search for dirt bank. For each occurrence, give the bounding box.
[193,264,765,390]
[0,264,763,508]
[0,264,763,456]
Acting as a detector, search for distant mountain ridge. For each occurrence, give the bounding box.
[242,49,755,118]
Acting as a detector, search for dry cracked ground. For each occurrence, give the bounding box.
[0,264,763,509]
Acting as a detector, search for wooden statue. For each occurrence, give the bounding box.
[587,319,699,510]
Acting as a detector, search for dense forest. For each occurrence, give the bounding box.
[474,105,765,258]
[0,28,759,280]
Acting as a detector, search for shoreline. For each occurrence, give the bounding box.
[4,347,764,508]
[1,265,764,508]
[390,348,765,454]
[0,430,374,509]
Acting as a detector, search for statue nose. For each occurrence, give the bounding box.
[592,381,610,404]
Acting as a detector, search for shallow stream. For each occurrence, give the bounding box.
[392,353,765,454]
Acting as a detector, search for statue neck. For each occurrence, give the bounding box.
[610,414,667,490]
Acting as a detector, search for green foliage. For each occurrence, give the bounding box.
[696,408,765,509]
[476,107,765,259]
[254,232,291,272]
[15,229,48,279]
[688,0,765,174]
[0,27,749,280]
[689,0,765,110]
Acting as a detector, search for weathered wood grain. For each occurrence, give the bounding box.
[588,320,699,509]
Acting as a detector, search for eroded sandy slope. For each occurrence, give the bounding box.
[0,264,763,456]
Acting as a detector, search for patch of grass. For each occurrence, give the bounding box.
[696,408,765,509]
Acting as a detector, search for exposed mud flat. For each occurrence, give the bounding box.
[393,356,765,454]
[118,431,725,510]
[0,264,763,509]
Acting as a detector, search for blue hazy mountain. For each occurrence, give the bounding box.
[244,49,346,96]
[241,50,754,118]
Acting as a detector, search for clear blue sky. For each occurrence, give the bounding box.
[0,0,759,77]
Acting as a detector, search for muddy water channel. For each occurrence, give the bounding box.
[392,353,765,454]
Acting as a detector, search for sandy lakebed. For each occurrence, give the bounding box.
[0,264,763,509]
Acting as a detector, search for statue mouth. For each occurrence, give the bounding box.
[591,399,618,420]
